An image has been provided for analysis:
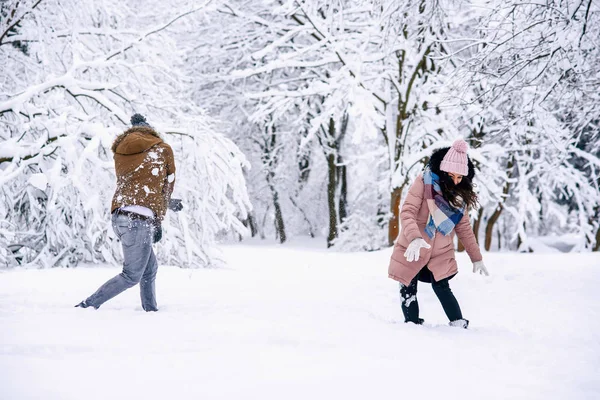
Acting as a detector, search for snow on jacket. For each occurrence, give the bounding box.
[110,126,176,220]
[388,174,482,286]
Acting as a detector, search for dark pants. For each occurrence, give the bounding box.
[399,269,463,323]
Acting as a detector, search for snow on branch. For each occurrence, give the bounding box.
[0,0,251,268]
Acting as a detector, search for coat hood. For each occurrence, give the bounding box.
[112,126,163,155]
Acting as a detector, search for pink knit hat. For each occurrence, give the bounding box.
[440,139,469,176]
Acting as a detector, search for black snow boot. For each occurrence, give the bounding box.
[75,300,96,309]
[400,278,422,324]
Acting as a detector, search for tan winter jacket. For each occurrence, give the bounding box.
[110,126,176,220]
[388,174,483,286]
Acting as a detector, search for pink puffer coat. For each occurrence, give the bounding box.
[388,174,483,286]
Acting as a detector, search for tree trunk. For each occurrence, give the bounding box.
[589,209,600,251]
[498,228,503,251]
[262,123,286,244]
[388,187,402,245]
[241,212,258,238]
[337,162,348,224]
[322,115,349,248]
[473,207,484,244]
[485,206,503,251]
[485,157,514,251]
[326,152,338,248]
[270,183,286,244]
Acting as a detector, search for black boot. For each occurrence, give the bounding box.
[400,278,422,324]
[75,300,96,309]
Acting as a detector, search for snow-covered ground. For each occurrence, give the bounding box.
[1,242,599,400]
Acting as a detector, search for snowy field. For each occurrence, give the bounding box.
[1,241,599,400]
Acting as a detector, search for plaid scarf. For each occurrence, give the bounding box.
[423,166,465,239]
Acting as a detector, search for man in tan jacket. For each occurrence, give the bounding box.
[76,114,179,311]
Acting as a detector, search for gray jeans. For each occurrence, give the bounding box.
[86,213,158,311]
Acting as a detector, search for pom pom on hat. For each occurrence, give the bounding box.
[451,139,468,153]
[131,113,150,127]
[440,139,469,176]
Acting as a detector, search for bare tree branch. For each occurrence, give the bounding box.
[0,0,43,46]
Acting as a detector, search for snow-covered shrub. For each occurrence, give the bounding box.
[331,210,389,252]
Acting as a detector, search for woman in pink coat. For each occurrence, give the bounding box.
[388,139,489,328]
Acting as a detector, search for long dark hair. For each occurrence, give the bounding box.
[428,147,478,210]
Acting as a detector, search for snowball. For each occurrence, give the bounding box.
[151,168,159,176]
[167,173,175,183]
[28,174,48,191]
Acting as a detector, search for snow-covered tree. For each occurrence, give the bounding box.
[4,0,598,262]
[449,0,600,250]
[193,0,476,249]
[0,0,251,267]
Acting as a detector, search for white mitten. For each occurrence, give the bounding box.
[404,238,431,262]
[473,260,489,276]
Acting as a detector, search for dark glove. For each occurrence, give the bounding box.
[152,222,162,243]
[168,198,183,212]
